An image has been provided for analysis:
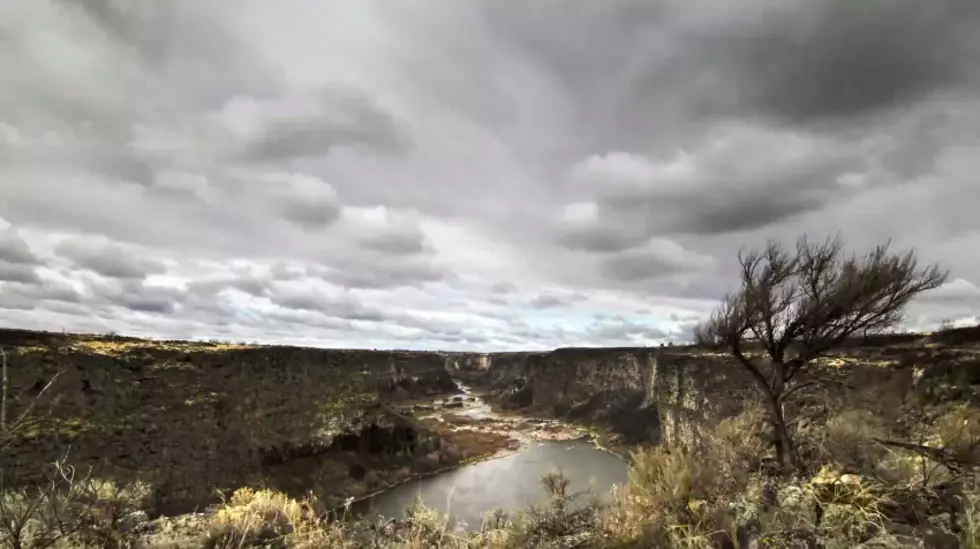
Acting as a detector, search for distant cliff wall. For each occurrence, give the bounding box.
[459,347,754,447]
[461,331,980,451]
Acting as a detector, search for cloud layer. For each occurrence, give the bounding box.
[2,0,979,349]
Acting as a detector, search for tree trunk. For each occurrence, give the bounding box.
[738,355,800,474]
[764,395,797,473]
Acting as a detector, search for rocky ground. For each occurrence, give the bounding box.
[414,387,594,446]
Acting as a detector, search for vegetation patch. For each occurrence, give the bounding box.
[71,339,252,356]
[316,392,381,419]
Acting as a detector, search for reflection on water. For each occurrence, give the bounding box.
[353,439,629,531]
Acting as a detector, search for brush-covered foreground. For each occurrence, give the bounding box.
[3,402,978,549]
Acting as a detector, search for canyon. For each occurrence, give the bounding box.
[2,326,979,522]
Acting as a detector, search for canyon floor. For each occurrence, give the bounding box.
[328,385,607,507]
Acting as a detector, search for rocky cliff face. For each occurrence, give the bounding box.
[457,347,754,447]
[0,329,459,515]
[459,330,980,453]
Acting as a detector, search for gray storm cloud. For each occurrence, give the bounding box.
[1,0,978,348]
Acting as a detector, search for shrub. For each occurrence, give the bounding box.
[204,488,350,549]
[0,460,150,549]
[504,470,599,547]
[933,405,980,467]
[963,489,980,549]
[711,404,770,474]
[818,409,890,475]
[601,446,740,547]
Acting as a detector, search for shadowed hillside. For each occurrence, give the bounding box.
[0,328,462,515]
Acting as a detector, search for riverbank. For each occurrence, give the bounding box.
[331,384,629,520]
[352,438,630,532]
[430,385,637,461]
[133,381,631,546]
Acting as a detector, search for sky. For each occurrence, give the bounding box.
[2,0,980,351]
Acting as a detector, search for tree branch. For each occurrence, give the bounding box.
[872,438,978,475]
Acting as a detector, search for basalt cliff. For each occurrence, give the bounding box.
[452,329,980,456]
[450,346,752,450]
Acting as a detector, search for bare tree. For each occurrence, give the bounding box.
[693,236,947,472]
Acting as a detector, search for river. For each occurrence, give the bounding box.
[353,432,629,531]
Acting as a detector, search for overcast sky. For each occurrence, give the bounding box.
[2,0,979,351]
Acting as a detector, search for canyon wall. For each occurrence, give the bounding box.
[457,347,755,448]
[0,329,459,514]
[460,329,980,452]
[9,327,975,517]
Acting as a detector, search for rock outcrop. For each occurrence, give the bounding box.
[456,347,755,447]
[458,330,980,453]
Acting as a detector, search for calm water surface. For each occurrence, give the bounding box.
[353,439,629,531]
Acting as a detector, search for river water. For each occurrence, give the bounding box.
[353,439,629,531]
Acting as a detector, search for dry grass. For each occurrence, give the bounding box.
[817,409,892,477]
[600,445,743,548]
[963,490,980,549]
[3,410,976,549]
[0,460,150,549]
[204,487,352,548]
[204,488,455,549]
[933,404,980,465]
[711,403,770,473]
[71,339,251,356]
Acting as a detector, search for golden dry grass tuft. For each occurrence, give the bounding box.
[204,487,351,549]
[600,445,743,548]
[963,490,980,549]
[819,408,890,473]
[202,488,525,549]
